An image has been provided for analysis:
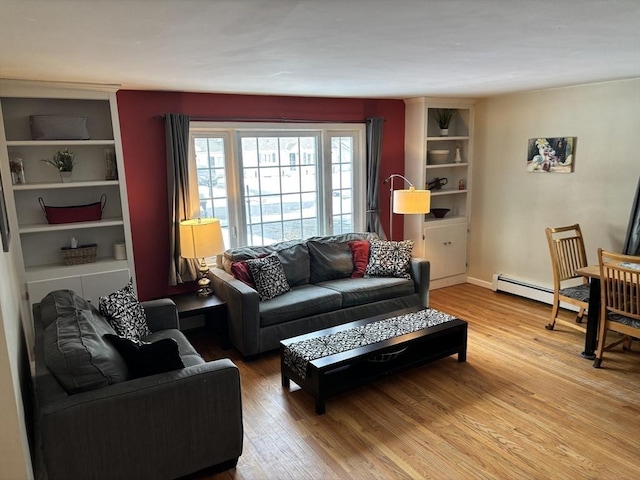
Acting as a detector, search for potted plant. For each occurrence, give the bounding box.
[43,148,76,182]
[432,109,456,136]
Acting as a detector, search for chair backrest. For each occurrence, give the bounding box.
[545,224,588,286]
[598,248,640,321]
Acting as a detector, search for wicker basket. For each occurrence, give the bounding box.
[61,244,97,265]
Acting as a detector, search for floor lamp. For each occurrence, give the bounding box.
[384,174,431,241]
[179,218,225,296]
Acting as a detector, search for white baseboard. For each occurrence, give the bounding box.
[487,273,579,312]
[429,274,468,290]
[466,276,492,289]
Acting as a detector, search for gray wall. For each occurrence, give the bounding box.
[469,78,640,288]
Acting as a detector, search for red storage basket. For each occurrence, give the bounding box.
[39,194,107,224]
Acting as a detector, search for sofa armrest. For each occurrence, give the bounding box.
[210,268,261,357]
[39,359,243,480]
[142,298,180,332]
[410,257,431,308]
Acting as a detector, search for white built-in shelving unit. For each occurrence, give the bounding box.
[404,97,475,288]
[0,80,135,317]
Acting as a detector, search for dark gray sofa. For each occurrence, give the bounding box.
[33,289,243,480]
[210,233,430,357]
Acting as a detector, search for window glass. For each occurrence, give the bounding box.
[190,123,364,248]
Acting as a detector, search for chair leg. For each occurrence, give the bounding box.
[576,307,585,324]
[593,321,608,368]
[623,336,632,351]
[546,301,559,330]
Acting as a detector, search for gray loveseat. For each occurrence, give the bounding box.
[210,233,430,357]
[34,289,243,480]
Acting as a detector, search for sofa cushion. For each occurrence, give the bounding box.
[105,334,185,379]
[40,290,128,394]
[276,243,311,286]
[247,254,291,300]
[259,284,342,327]
[145,329,205,367]
[306,232,376,244]
[318,277,416,307]
[224,240,310,287]
[365,239,413,280]
[348,240,370,278]
[99,279,151,343]
[308,240,354,283]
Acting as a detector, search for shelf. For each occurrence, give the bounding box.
[426,136,469,142]
[426,163,468,169]
[24,258,129,282]
[19,218,124,234]
[13,180,119,191]
[6,139,115,147]
[424,215,468,224]
[429,189,468,196]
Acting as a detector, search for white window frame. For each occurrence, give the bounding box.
[189,122,366,248]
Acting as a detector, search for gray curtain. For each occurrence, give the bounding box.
[623,175,640,255]
[166,113,198,285]
[365,117,386,239]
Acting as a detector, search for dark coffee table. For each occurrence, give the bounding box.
[280,306,468,414]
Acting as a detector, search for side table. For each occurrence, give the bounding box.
[169,293,229,349]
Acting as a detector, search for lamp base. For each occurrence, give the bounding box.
[197,285,213,297]
[195,258,213,296]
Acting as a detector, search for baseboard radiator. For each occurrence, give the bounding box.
[491,273,579,312]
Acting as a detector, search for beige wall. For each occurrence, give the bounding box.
[469,78,640,288]
[0,246,33,478]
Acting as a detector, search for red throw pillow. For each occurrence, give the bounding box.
[230,261,255,288]
[348,240,370,278]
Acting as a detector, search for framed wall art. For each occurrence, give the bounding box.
[526,137,576,173]
[0,172,10,252]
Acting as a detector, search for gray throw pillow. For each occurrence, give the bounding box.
[276,243,311,286]
[246,254,291,301]
[308,241,354,283]
[365,239,414,279]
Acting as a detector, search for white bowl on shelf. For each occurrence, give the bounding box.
[428,149,450,165]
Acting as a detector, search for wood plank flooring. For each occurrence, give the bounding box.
[184,283,640,480]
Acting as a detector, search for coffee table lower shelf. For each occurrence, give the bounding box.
[280,315,467,414]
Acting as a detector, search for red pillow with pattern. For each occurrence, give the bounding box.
[348,240,370,278]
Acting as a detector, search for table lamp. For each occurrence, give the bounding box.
[179,218,225,296]
[384,174,431,241]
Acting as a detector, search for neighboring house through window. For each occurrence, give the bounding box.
[189,122,365,249]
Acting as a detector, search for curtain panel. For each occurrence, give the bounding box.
[166,113,198,285]
[365,117,386,239]
[623,175,640,256]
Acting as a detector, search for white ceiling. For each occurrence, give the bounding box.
[1,0,639,99]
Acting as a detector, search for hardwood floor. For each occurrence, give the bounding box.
[184,284,640,480]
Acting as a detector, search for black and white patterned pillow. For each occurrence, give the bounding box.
[246,254,291,301]
[99,279,151,344]
[364,239,414,279]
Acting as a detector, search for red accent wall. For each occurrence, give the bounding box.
[116,90,405,300]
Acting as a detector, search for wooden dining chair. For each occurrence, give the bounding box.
[545,224,590,332]
[593,249,640,368]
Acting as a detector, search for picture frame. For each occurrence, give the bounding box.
[0,172,10,252]
[526,137,576,173]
